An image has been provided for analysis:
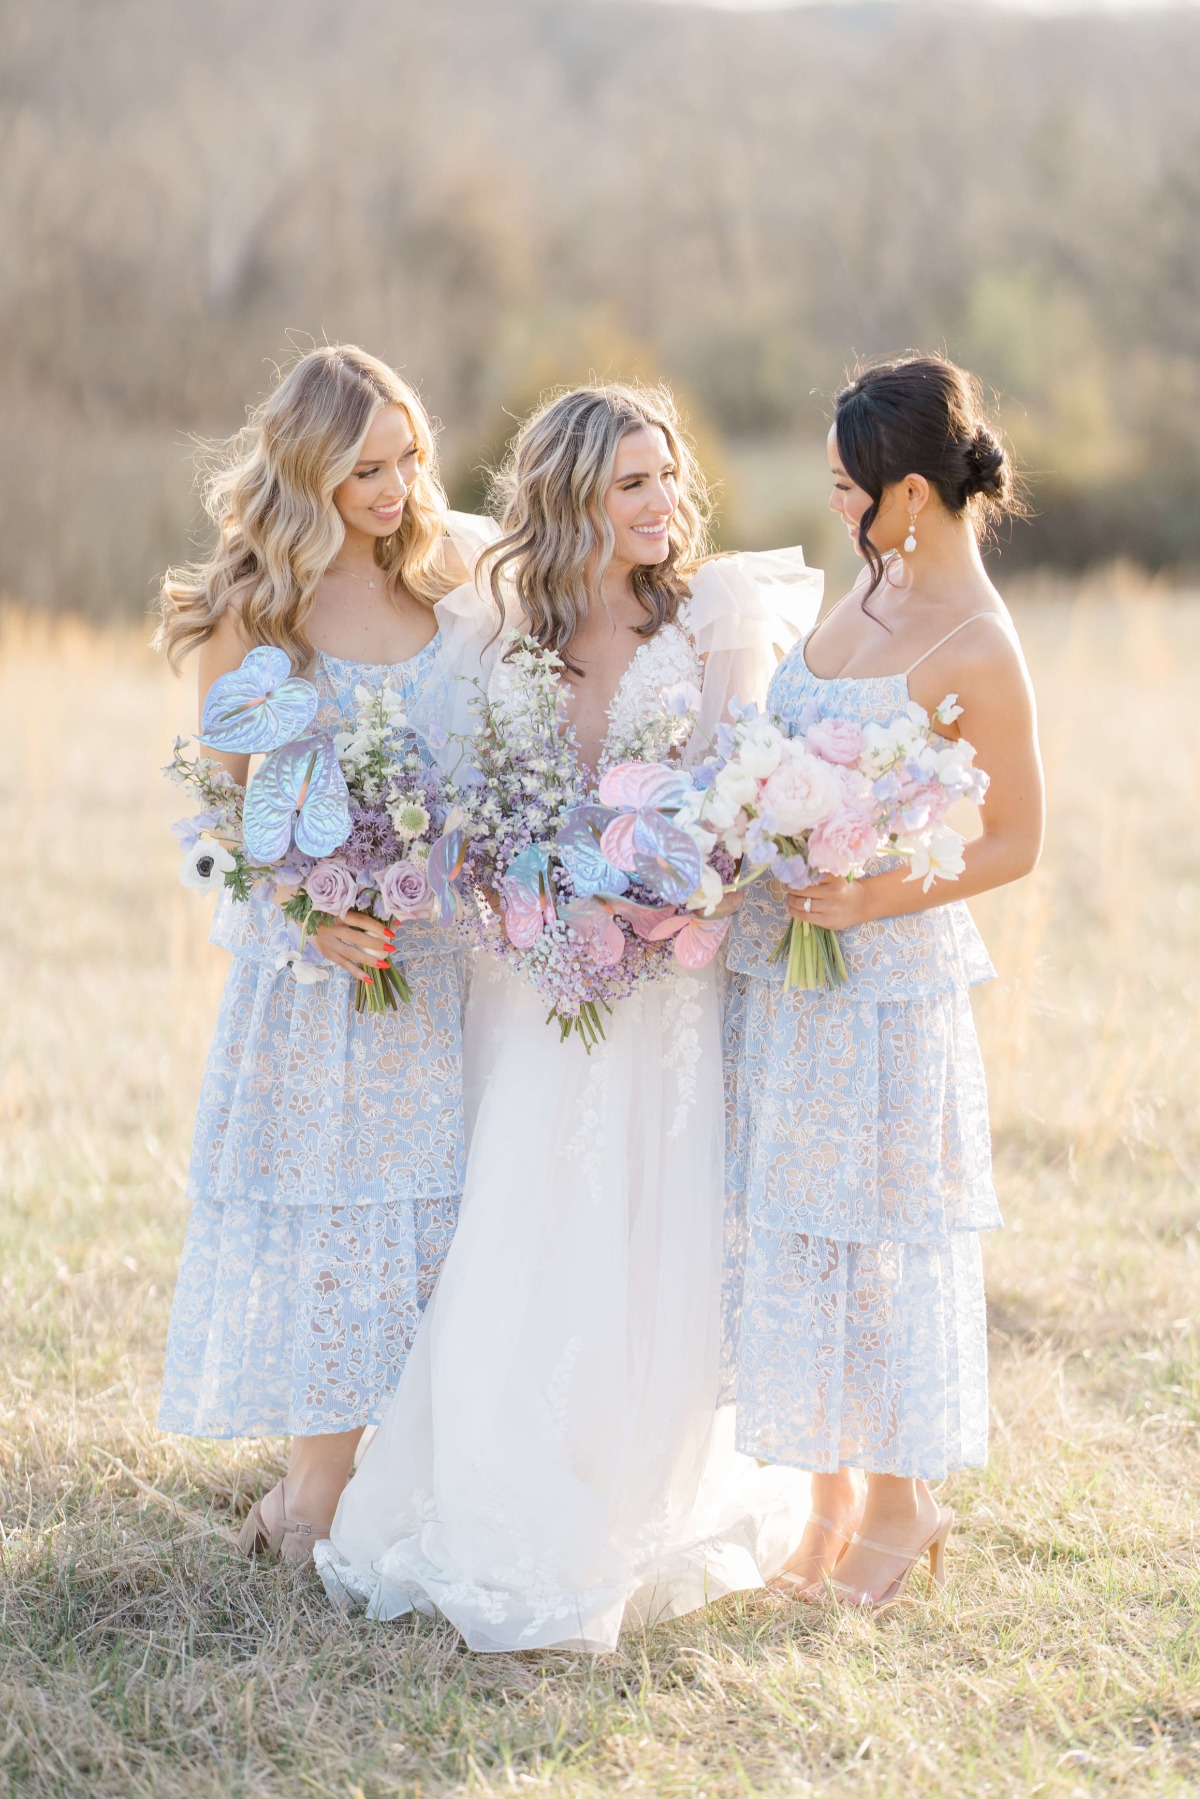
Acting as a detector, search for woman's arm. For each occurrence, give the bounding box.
[195,607,254,788]
[788,622,1044,929]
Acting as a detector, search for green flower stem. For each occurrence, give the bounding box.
[776,919,848,992]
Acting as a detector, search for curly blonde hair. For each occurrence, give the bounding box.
[156,345,451,671]
[485,382,712,671]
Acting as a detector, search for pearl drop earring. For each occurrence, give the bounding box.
[903,515,918,555]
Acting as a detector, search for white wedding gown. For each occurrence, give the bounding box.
[315,548,823,1653]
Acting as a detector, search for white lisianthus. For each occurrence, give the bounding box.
[713,762,759,811]
[179,836,236,892]
[905,824,967,892]
[673,792,719,857]
[736,720,786,779]
[698,786,742,836]
[686,864,726,915]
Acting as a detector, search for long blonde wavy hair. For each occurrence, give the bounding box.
[485,382,712,672]
[156,345,451,671]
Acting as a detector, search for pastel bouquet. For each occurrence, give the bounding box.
[167,648,462,1012]
[442,639,732,1048]
[694,695,988,989]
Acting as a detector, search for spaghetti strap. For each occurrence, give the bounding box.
[904,612,999,677]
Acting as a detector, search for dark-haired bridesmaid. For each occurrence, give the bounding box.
[723,355,1044,1608]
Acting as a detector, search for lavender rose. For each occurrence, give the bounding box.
[303,858,360,918]
[378,858,432,921]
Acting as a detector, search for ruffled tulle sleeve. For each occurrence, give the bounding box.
[684,545,824,763]
[410,512,506,779]
[444,508,502,578]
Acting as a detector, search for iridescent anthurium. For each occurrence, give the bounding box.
[643,911,730,970]
[595,762,703,907]
[554,806,629,899]
[427,809,468,924]
[561,894,673,967]
[198,647,319,754]
[242,735,352,861]
[501,843,557,949]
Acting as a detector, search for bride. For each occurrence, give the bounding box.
[315,383,822,1652]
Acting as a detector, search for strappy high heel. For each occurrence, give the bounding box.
[820,1506,955,1612]
[772,1514,855,1595]
[237,1478,319,1569]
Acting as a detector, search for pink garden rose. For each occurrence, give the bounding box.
[378,858,432,920]
[303,858,359,918]
[760,750,844,835]
[804,716,865,766]
[806,800,880,878]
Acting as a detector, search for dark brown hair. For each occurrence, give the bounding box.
[834,354,1020,607]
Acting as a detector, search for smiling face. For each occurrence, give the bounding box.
[827,421,913,559]
[333,403,421,544]
[603,425,678,567]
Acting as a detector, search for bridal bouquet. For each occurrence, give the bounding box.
[167,649,462,1012]
[694,696,988,989]
[436,640,731,1047]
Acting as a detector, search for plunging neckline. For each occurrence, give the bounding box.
[559,632,658,776]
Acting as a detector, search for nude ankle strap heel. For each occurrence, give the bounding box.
[773,1514,855,1595]
[236,1478,318,1569]
[827,1506,955,1612]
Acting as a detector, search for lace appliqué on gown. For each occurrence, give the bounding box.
[316,588,813,1652]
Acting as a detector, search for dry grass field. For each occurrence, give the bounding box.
[1,581,1197,1798]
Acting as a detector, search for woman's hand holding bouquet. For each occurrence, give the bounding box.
[691,695,988,989]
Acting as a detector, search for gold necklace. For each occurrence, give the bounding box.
[329,561,380,592]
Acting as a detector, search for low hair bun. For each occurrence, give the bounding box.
[963,425,1009,503]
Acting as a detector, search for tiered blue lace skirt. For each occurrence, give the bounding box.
[159,897,468,1437]
[723,891,1001,1480]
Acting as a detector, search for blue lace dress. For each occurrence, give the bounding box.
[722,645,1001,1481]
[158,643,469,1439]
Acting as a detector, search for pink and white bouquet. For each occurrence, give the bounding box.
[441,640,733,1048]
[694,695,988,988]
[167,650,463,1013]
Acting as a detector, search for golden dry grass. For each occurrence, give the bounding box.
[1,581,1198,1798]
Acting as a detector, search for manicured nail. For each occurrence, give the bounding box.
[376,958,390,967]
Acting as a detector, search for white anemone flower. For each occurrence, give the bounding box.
[179,836,236,893]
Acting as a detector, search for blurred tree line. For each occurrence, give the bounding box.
[3,0,1199,614]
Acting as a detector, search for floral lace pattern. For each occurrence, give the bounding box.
[598,603,700,770]
[722,641,999,1479]
[160,643,469,1439]
[487,607,702,778]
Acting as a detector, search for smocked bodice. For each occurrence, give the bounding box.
[725,640,994,995]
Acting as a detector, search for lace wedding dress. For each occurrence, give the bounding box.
[315,549,822,1653]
